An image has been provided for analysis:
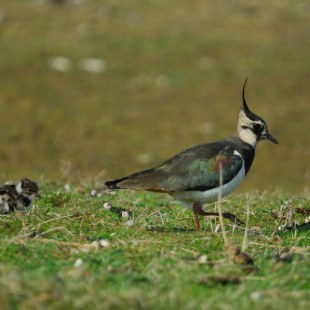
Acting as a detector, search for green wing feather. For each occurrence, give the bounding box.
[115,142,243,193]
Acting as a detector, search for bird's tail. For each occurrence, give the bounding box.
[105,176,128,190]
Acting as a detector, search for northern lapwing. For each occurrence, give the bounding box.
[105,79,278,229]
[0,178,41,213]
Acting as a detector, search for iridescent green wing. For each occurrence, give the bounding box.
[115,142,243,193]
[157,144,243,192]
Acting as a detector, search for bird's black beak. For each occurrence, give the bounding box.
[35,192,41,198]
[262,132,278,144]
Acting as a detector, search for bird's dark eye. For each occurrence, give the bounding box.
[253,123,264,134]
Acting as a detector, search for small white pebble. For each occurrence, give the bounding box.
[198,255,208,264]
[91,189,98,197]
[124,220,134,227]
[121,211,129,218]
[49,57,72,72]
[251,291,261,301]
[74,258,83,267]
[79,58,106,74]
[99,239,110,248]
[103,202,112,210]
[278,225,285,231]
[64,184,71,192]
[91,241,100,250]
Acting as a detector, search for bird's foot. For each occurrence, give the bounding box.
[192,203,244,229]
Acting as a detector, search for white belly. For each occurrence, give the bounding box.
[172,157,245,206]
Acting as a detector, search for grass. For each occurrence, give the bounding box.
[0,184,309,309]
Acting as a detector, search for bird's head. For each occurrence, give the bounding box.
[16,178,41,200]
[237,78,278,147]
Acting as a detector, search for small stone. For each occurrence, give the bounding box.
[74,258,83,267]
[251,291,261,301]
[99,239,110,248]
[103,202,112,210]
[198,255,208,264]
[124,220,134,227]
[121,211,129,218]
[64,184,71,192]
[79,58,106,74]
[91,241,100,250]
[91,189,98,197]
[49,57,72,72]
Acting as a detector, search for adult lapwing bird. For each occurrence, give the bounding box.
[105,79,278,229]
[0,178,41,213]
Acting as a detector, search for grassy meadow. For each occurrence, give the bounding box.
[0,187,309,309]
[0,1,309,309]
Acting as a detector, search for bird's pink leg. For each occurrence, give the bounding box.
[193,202,244,229]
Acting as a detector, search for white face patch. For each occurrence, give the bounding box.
[236,110,266,147]
[238,129,257,147]
[16,182,23,195]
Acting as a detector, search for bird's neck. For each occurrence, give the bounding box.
[230,135,256,175]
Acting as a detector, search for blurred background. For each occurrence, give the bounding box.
[0,0,309,193]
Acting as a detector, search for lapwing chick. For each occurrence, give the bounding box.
[1,178,41,212]
[105,79,278,230]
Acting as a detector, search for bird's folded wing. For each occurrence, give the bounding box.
[116,143,243,193]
